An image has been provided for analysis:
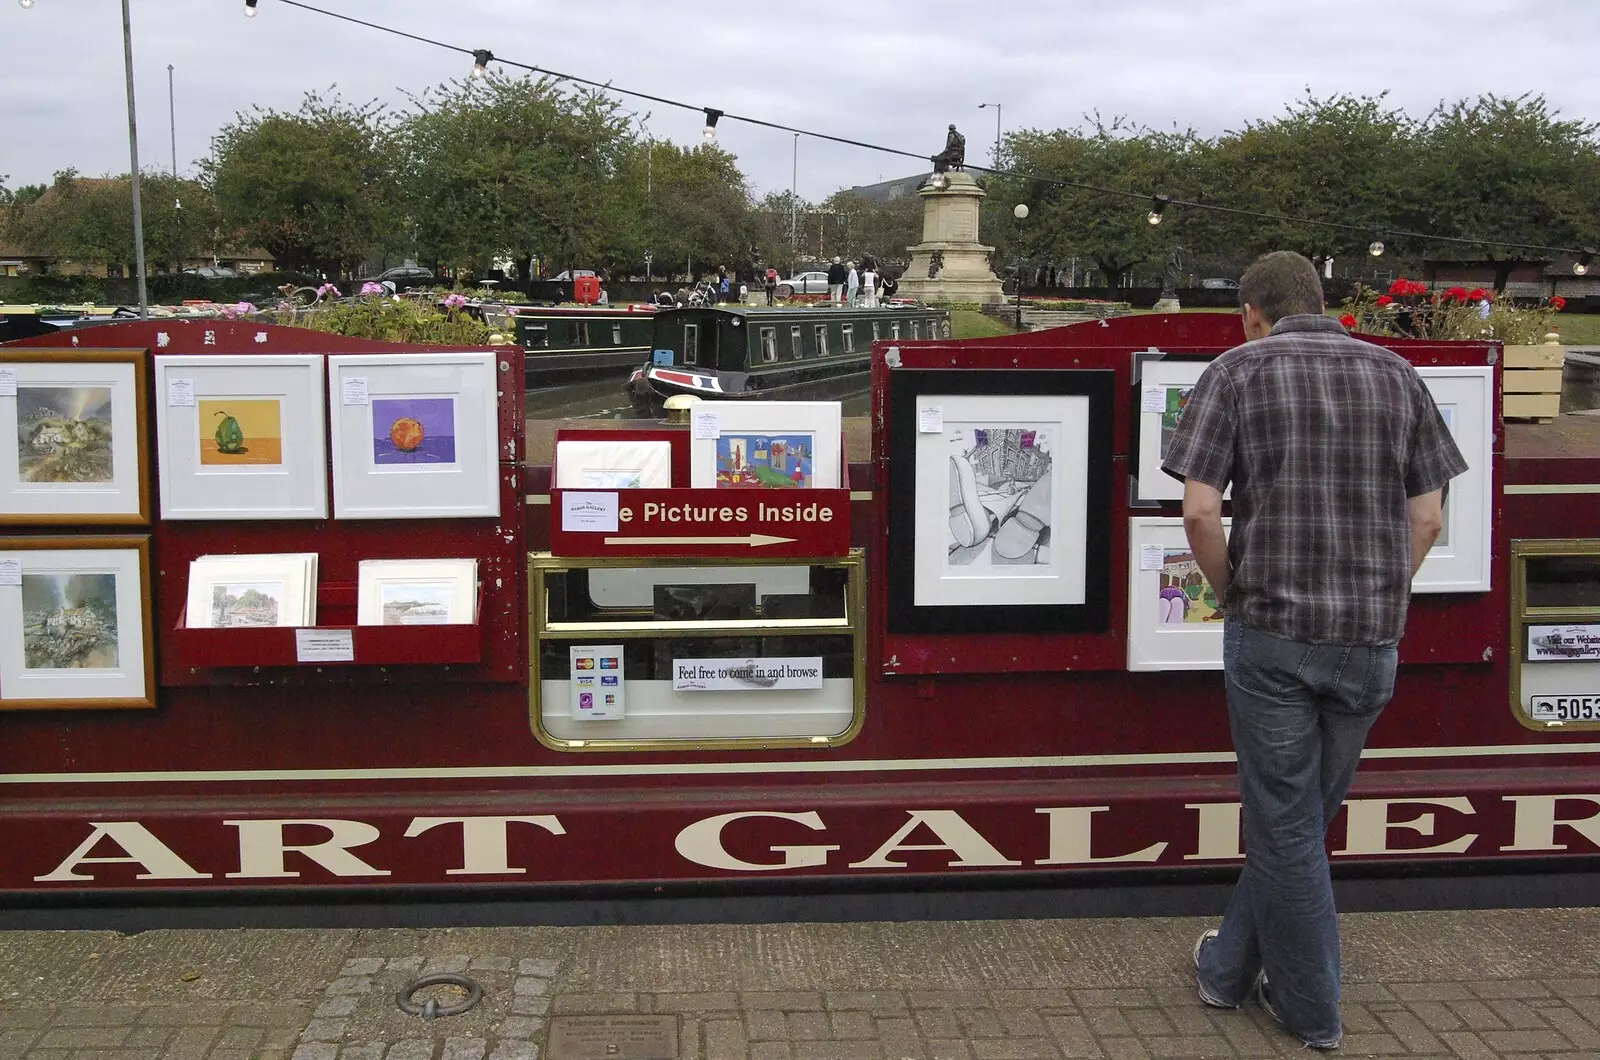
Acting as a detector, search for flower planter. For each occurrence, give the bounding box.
[1501,344,1564,422]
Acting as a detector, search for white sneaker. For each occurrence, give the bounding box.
[1192,929,1234,1009]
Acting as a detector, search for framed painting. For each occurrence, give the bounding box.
[0,349,150,525]
[328,352,502,519]
[154,354,328,520]
[1413,365,1493,593]
[357,558,478,626]
[1127,516,1230,670]
[554,439,672,489]
[687,401,843,489]
[0,535,155,710]
[887,369,1114,634]
[184,553,319,628]
[1133,354,1223,504]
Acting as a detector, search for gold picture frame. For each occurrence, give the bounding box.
[1,348,152,526]
[0,535,156,711]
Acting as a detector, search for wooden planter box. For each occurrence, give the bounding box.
[1502,344,1564,422]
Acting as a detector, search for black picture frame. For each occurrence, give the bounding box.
[886,368,1115,634]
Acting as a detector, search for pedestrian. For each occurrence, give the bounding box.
[826,256,846,305]
[861,264,878,308]
[846,261,860,307]
[764,265,779,306]
[1162,251,1465,1052]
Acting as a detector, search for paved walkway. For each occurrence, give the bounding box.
[0,908,1596,1059]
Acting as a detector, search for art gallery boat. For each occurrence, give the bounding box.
[0,312,1597,925]
[624,304,951,412]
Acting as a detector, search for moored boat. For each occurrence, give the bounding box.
[500,303,659,385]
[624,303,951,411]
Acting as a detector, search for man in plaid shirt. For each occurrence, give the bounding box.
[1162,251,1466,1050]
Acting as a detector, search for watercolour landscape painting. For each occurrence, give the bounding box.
[1158,386,1191,460]
[198,399,283,466]
[209,582,282,627]
[16,386,114,484]
[946,426,1054,570]
[20,572,119,669]
[372,397,457,466]
[715,434,813,488]
[379,583,454,625]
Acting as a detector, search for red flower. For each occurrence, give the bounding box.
[1387,278,1410,296]
[1550,295,1567,311]
[1443,286,1468,303]
[1466,288,1488,302]
[1339,313,1358,329]
[1375,295,1393,307]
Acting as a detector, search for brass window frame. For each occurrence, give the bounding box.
[527,550,867,752]
[1508,538,1600,732]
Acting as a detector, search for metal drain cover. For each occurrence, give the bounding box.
[547,1015,679,1059]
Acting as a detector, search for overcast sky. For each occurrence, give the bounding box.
[3,0,1598,203]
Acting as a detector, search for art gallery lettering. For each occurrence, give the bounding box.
[27,795,1600,885]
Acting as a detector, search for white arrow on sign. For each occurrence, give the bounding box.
[603,533,798,548]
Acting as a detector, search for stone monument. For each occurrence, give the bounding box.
[1153,246,1182,313]
[895,125,1006,305]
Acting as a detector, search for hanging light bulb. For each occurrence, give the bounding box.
[470,49,493,80]
[1576,249,1595,276]
[702,108,723,145]
[20,0,36,9]
[1013,203,1029,220]
[1369,238,1386,257]
[1146,195,1169,226]
[243,0,258,15]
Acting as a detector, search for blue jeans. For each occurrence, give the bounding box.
[1197,621,1397,1047]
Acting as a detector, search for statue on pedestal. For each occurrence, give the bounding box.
[931,125,966,173]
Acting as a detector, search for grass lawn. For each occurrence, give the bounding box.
[950,309,1017,340]
[1553,314,1600,345]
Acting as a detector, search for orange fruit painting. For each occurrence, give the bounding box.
[389,417,425,453]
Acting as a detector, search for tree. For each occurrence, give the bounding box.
[204,91,401,277]
[818,189,921,270]
[1414,93,1600,291]
[2,169,219,275]
[403,75,638,283]
[638,143,752,281]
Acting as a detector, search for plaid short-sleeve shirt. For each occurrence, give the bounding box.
[1161,314,1468,646]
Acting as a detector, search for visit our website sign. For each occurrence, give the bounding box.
[1527,624,1600,662]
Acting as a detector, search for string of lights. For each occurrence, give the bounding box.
[233,0,1594,270]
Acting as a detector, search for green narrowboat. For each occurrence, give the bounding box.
[499,304,659,385]
[624,304,951,411]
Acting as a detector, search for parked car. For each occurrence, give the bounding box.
[1199,277,1239,290]
[775,271,830,297]
[367,265,435,291]
[182,265,237,280]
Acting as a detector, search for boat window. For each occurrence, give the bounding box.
[911,320,921,340]
[891,321,901,339]
[872,321,882,342]
[759,327,778,363]
[790,325,803,359]
[942,319,951,338]
[814,324,829,358]
[1525,554,1600,610]
[612,324,623,345]
[841,324,855,353]
[523,325,549,349]
[684,324,699,365]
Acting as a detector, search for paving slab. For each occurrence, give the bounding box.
[0,907,1594,1059]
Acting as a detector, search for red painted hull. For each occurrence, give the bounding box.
[3,316,1598,900]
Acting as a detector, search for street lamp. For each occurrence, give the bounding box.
[1012,202,1029,330]
[979,102,1002,167]
[24,0,150,316]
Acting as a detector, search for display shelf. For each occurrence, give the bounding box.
[164,583,485,671]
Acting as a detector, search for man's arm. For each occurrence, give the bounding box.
[1408,489,1444,575]
[1182,479,1230,602]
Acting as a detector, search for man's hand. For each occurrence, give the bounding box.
[1182,480,1231,604]
[1408,490,1444,575]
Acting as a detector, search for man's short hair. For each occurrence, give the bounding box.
[1238,251,1325,323]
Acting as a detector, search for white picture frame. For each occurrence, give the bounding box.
[328,352,502,519]
[914,393,1090,609]
[357,558,478,626]
[0,536,154,710]
[185,553,318,628]
[1,350,149,525]
[154,354,328,520]
[1135,357,1227,503]
[688,401,842,489]
[554,439,672,489]
[1127,516,1230,671]
[1413,366,1493,593]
